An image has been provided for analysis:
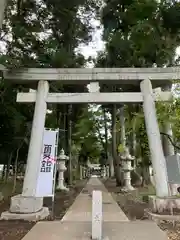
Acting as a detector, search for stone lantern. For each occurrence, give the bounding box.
[57,149,69,191]
[120,147,135,191]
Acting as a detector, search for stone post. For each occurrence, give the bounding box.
[22,81,49,196]
[140,79,169,197]
[121,147,134,191]
[0,0,7,29]
[92,190,102,240]
[57,149,69,191]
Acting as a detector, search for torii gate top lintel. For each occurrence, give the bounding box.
[4,67,180,87]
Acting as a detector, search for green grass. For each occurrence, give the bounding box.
[138,185,156,196]
[134,184,156,202]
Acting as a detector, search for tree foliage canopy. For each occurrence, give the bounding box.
[97,0,180,67]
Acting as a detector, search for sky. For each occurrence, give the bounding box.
[78,20,105,62]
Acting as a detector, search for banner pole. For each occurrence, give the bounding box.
[51,128,59,220]
[51,167,56,220]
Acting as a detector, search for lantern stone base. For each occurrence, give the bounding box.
[121,185,135,192]
[149,195,180,213]
[1,194,49,221]
[57,172,69,191]
[57,184,69,191]
[122,170,134,192]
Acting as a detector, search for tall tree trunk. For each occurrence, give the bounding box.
[67,104,72,185]
[95,120,106,150]
[1,164,6,181]
[0,0,7,29]
[56,105,62,151]
[64,106,69,153]
[5,152,13,183]
[141,165,151,187]
[12,133,27,193]
[12,147,20,194]
[108,154,114,178]
[132,128,137,169]
[112,104,122,186]
[103,108,108,160]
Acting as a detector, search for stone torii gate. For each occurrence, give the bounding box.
[0,2,180,220]
[1,67,179,220]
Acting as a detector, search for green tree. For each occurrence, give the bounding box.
[73,106,104,164]
[98,0,180,67]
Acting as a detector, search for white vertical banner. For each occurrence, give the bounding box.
[35,129,59,197]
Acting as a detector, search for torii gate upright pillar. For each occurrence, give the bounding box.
[22,81,49,196]
[140,79,169,197]
[1,81,50,220]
